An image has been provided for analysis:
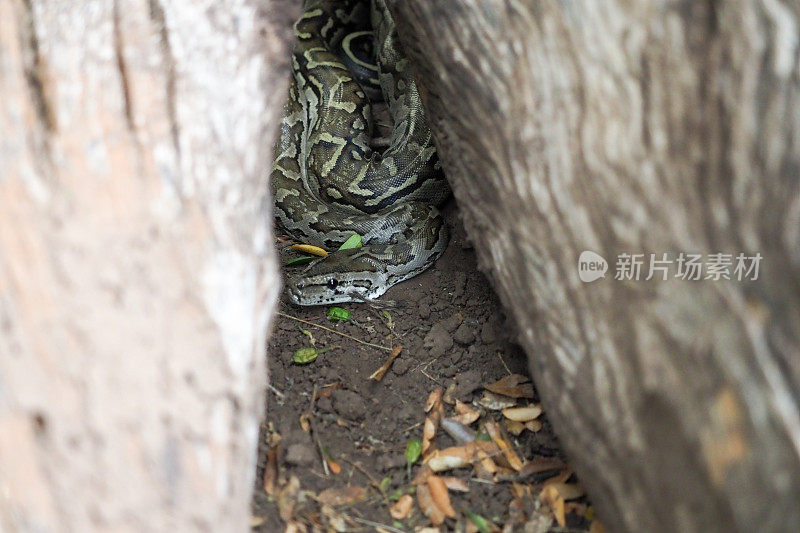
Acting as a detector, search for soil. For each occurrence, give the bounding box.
[251,201,594,531]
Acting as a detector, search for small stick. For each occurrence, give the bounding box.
[400,421,423,433]
[497,351,512,375]
[369,346,403,381]
[267,383,285,399]
[278,311,393,352]
[341,458,387,499]
[306,385,330,476]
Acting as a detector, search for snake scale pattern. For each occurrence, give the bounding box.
[271,0,450,306]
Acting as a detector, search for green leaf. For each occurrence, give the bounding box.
[337,233,363,251]
[285,255,315,266]
[475,432,492,442]
[404,438,422,467]
[379,477,392,493]
[466,510,491,533]
[326,306,351,322]
[291,347,330,364]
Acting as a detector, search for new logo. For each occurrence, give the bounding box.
[578,251,608,282]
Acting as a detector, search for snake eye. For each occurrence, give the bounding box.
[327,278,338,290]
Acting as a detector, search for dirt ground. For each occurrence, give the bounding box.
[251,200,596,532]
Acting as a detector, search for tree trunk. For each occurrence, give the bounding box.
[0,0,296,530]
[389,1,800,531]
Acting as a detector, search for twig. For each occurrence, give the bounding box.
[278,311,393,352]
[369,346,403,381]
[341,458,387,499]
[497,351,512,375]
[420,366,442,385]
[400,421,423,433]
[267,383,285,399]
[307,385,330,476]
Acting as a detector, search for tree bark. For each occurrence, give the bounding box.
[0,0,296,530]
[389,1,800,531]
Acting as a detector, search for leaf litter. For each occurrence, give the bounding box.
[259,222,599,531]
[258,364,599,531]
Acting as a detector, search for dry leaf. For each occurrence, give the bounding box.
[540,485,566,527]
[389,494,414,520]
[478,391,517,410]
[455,399,480,416]
[427,452,469,472]
[421,417,437,455]
[326,457,341,475]
[263,445,279,496]
[278,476,301,521]
[474,450,499,477]
[422,389,445,456]
[417,483,446,526]
[265,423,282,447]
[425,441,499,472]
[502,404,542,422]
[369,346,403,381]
[525,419,543,432]
[484,420,524,471]
[441,476,470,492]
[422,387,444,455]
[453,400,481,425]
[250,515,266,527]
[320,504,347,532]
[425,388,443,413]
[505,419,526,436]
[442,383,457,404]
[471,442,501,477]
[317,486,366,507]
[548,482,585,500]
[427,475,457,518]
[485,374,535,399]
[299,413,311,433]
[411,464,434,486]
[314,382,342,400]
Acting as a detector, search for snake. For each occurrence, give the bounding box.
[271,0,450,306]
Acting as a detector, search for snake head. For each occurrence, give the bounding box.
[285,249,389,306]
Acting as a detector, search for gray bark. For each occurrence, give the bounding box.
[0,0,295,530]
[389,1,800,532]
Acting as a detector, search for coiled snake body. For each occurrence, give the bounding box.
[271,0,450,306]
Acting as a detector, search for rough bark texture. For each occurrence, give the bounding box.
[389,1,800,532]
[0,0,296,530]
